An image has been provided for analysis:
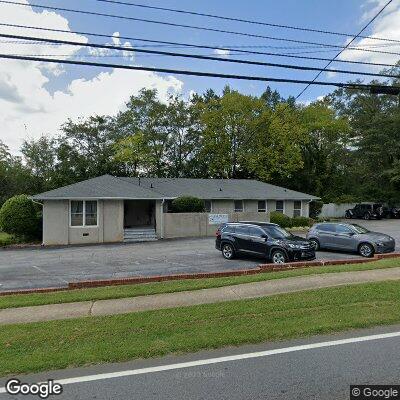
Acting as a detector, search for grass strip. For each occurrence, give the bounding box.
[1,280,400,376]
[1,257,400,310]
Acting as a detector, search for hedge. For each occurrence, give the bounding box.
[171,196,205,213]
[270,211,313,228]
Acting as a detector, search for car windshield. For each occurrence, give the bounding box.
[266,226,293,239]
[350,224,370,234]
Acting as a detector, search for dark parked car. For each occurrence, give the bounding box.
[387,205,400,219]
[345,203,384,220]
[306,222,395,257]
[215,222,315,264]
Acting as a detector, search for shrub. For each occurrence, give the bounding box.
[171,196,205,213]
[309,200,323,219]
[0,195,42,240]
[292,216,313,227]
[0,232,14,246]
[270,211,292,228]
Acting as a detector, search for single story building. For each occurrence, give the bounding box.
[32,175,318,245]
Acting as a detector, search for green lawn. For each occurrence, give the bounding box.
[1,257,400,310]
[1,280,400,376]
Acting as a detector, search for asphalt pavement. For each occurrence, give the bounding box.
[1,324,400,399]
[0,219,398,292]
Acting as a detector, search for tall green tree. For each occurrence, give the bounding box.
[287,101,350,200]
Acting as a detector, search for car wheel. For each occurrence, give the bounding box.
[363,212,371,220]
[221,243,235,260]
[271,249,287,264]
[345,211,351,219]
[309,238,320,251]
[358,243,374,258]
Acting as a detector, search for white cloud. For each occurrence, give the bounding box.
[213,48,231,57]
[0,1,183,153]
[337,0,400,70]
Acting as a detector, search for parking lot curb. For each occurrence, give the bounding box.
[1,252,400,296]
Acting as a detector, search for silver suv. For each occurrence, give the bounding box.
[306,222,395,257]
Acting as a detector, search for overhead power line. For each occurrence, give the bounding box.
[295,0,394,99]
[3,37,400,50]
[1,1,400,57]
[2,33,399,79]
[1,52,399,93]
[92,0,400,45]
[0,22,399,69]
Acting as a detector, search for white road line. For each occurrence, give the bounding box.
[31,266,46,273]
[1,331,399,393]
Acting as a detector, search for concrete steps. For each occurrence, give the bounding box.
[123,227,157,243]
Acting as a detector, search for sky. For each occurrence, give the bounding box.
[0,0,399,153]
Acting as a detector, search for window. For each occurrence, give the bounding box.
[335,225,353,234]
[70,200,98,227]
[249,226,265,237]
[264,225,292,239]
[316,223,336,233]
[234,200,244,212]
[351,224,369,234]
[222,225,235,234]
[204,200,212,213]
[85,201,97,226]
[258,200,266,212]
[71,201,83,226]
[235,225,249,235]
[275,200,284,214]
[293,200,302,217]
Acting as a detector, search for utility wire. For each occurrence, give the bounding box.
[1,1,399,57]
[295,0,394,99]
[3,38,400,50]
[0,52,397,92]
[91,0,400,45]
[0,22,398,69]
[1,32,399,79]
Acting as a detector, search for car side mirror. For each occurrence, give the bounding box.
[261,234,268,240]
[348,232,355,236]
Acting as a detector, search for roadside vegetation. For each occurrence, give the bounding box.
[1,257,400,310]
[0,195,42,245]
[0,231,15,246]
[1,280,400,376]
[2,82,400,210]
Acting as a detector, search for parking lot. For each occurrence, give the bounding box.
[0,219,399,292]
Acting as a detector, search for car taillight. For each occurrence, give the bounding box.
[216,229,221,237]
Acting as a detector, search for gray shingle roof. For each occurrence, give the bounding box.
[32,175,319,200]
[32,175,161,200]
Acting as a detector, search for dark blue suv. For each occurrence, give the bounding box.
[215,222,315,264]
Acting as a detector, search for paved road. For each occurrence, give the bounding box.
[1,325,400,399]
[0,219,398,292]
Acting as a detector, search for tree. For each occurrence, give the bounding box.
[246,102,307,181]
[60,115,125,180]
[21,136,57,192]
[327,79,400,201]
[291,101,350,200]
[115,89,169,176]
[0,194,41,239]
[197,88,264,178]
[164,95,199,177]
[0,140,34,205]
